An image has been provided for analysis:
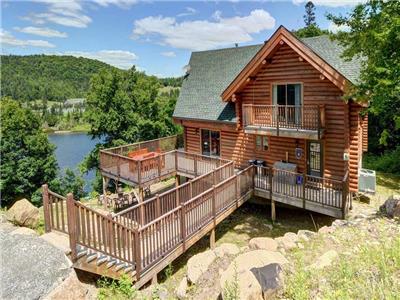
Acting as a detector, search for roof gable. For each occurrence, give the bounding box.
[221,26,352,102]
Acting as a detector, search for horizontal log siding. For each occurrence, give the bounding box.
[185,127,201,153]
[240,44,347,180]
[362,113,368,152]
[349,102,363,192]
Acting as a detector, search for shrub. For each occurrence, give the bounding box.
[97,274,136,300]
[363,147,400,175]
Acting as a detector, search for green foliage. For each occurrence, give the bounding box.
[30,168,86,206]
[327,0,400,154]
[0,98,58,207]
[1,55,117,102]
[97,275,136,300]
[159,76,183,87]
[293,24,329,38]
[164,263,173,279]
[363,147,400,175]
[82,67,181,191]
[223,263,240,300]
[293,1,329,38]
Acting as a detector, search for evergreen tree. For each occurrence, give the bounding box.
[304,1,316,26]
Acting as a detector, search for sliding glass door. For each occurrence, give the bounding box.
[201,129,220,157]
[272,83,302,124]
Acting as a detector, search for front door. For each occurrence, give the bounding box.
[307,141,323,177]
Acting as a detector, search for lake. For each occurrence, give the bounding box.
[48,132,102,192]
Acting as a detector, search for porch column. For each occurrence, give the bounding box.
[271,199,276,222]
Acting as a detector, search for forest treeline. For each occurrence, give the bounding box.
[1,55,118,102]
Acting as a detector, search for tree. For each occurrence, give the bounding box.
[304,1,316,26]
[0,98,58,206]
[293,1,329,38]
[82,67,181,191]
[327,0,400,154]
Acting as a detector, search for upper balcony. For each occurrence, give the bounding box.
[242,104,325,139]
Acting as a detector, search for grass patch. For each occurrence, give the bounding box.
[97,275,137,300]
[285,231,400,299]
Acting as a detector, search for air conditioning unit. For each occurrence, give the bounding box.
[358,168,376,194]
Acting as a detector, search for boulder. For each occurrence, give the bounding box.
[214,243,240,258]
[10,227,37,236]
[6,199,39,228]
[175,276,188,299]
[220,250,288,300]
[379,195,400,218]
[41,232,71,255]
[43,270,97,300]
[297,229,316,241]
[275,233,298,251]
[309,250,338,270]
[187,249,216,284]
[249,237,278,251]
[318,226,335,234]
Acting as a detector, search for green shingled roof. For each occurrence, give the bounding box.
[173,35,362,123]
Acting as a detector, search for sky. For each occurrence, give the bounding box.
[1,0,361,77]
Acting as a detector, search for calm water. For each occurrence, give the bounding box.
[48,133,102,192]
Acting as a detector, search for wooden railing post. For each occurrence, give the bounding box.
[117,156,121,178]
[269,168,273,199]
[134,228,141,280]
[174,150,178,173]
[158,155,162,177]
[212,185,216,226]
[180,205,186,251]
[194,154,198,176]
[189,180,193,198]
[235,175,239,208]
[302,173,307,209]
[137,160,142,184]
[276,107,280,136]
[139,203,145,226]
[42,184,51,233]
[66,193,77,261]
[156,194,161,218]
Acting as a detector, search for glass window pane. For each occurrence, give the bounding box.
[277,85,286,106]
[201,129,210,156]
[210,131,220,156]
[287,84,296,106]
[256,135,262,150]
[262,136,269,151]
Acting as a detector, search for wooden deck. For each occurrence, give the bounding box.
[42,137,350,288]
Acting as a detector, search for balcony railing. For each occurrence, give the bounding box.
[243,105,325,136]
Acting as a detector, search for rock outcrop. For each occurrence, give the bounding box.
[175,276,188,299]
[6,199,39,228]
[214,243,240,258]
[249,237,278,251]
[187,249,216,284]
[220,250,289,300]
[379,195,400,218]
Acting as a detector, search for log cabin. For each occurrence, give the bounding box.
[173,26,368,196]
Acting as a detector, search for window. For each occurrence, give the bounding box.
[272,83,302,124]
[255,135,269,151]
[201,129,220,156]
[272,83,302,106]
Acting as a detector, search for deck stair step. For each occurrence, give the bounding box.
[96,255,109,266]
[115,262,127,272]
[123,265,133,273]
[86,253,98,263]
[77,250,88,259]
[106,259,117,269]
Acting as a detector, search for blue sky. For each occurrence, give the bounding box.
[1,0,360,77]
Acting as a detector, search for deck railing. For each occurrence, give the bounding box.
[243,104,325,132]
[113,160,235,228]
[42,185,68,234]
[253,166,347,210]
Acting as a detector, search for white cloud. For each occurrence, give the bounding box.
[177,7,197,17]
[62,50,138,69]
[22,0,91,28]
[328,22,350,33]
[132,9,275,51]
[92,0,137,8]
[161,51,176,57]
[293,0,366,7]
[0,29,55,48]
[14,26,67,38]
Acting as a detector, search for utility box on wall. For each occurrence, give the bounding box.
[358,168,376,194]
